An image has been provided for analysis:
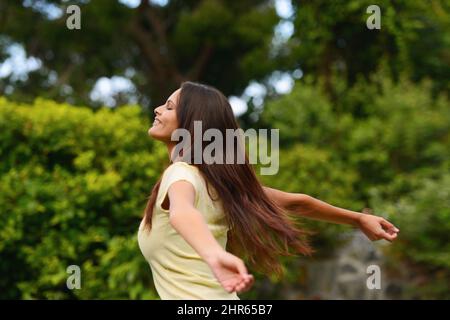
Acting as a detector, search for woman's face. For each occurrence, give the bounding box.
[148,88,180,142]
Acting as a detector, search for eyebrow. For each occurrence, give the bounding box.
[166,99,174,106]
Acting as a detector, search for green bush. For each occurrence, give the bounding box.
[342,75,450,192]
[371,169,450,299]
[0,97,167,299]
[260,78,337,147]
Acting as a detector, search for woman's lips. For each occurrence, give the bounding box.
[152,118,161,126]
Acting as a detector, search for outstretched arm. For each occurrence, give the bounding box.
[263,186,400,242]
[167,181,254,294]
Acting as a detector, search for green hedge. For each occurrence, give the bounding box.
[0,98,168,299]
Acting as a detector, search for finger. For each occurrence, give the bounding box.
[381,231,398,242]
[224,284,234,293]
[241,273,252,282]
[221,255,248,276]
[380,219,394,229]
[225,278,239,292]
[240,277,254,293]
[236,276,249,287]
[235,259,248,278]
[385,228,397,235]
[245,275,254,290]
[240,275,253,287]
[234,275,250,293]
[236,283,245,292]
[240,276,252,291]
[383,226,398,236]
[238,280,251,293]
[380,219,399,232]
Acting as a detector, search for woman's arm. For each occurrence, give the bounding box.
[167,180,253,293]
[263,186,400,242]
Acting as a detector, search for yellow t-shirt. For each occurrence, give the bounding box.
[137,161,240,300]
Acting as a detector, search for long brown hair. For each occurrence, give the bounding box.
[143,81,313,277]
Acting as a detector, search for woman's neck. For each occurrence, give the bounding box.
[167,142,177,163]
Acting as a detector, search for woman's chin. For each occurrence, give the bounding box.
[148,127,165,141]
[148,127,157,138]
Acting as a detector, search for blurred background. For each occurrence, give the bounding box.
[0,0,449,299]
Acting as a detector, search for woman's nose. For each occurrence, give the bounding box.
[154,106,161,116]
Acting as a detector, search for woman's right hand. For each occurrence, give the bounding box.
[205,250,254,294]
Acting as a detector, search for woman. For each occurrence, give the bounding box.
[137,81,399,300]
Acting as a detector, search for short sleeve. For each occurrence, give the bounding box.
[156,162,200,213]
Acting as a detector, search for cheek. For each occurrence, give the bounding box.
[169,120,179,132]
[166,115,179,132]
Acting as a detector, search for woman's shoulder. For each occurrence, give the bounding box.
[166,161,198,172]
[162,161,201,181]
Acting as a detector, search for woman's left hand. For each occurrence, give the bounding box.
[205,250,254,294]
[357,214,400,242]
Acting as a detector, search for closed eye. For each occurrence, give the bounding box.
[166,100,175,110]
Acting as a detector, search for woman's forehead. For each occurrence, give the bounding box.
[168,89,181,103]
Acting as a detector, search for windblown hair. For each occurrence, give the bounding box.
[143,81,313,277]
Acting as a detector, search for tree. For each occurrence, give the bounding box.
[282,0,450,96]
[0,0,280,108]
